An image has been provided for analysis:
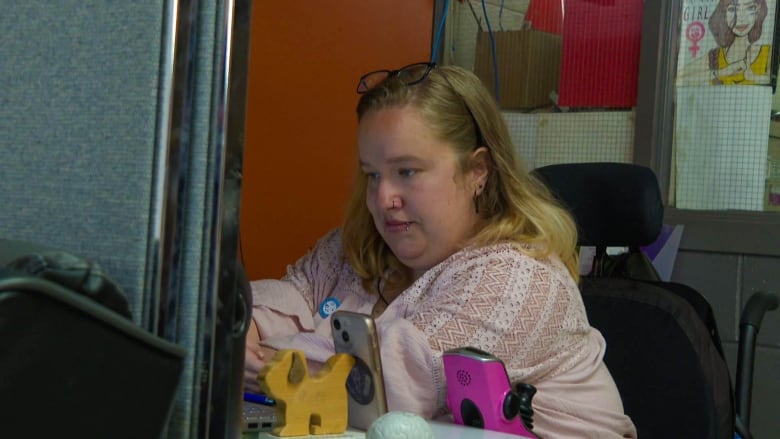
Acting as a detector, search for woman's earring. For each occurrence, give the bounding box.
[473,184,483,214]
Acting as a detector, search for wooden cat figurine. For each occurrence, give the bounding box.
[258,349,354,436]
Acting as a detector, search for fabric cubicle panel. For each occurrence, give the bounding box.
[0,1,251,438]
[0,0,164,326]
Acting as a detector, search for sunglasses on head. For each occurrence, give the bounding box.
[356,62,435,94]
[356,62,485,147]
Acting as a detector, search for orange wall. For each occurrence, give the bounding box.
[241,2,434,279]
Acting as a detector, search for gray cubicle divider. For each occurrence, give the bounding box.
[0,1,252,438]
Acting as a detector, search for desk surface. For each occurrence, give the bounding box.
[247,420,533,439]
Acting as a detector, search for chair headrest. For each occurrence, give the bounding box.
[1,239,131,318]
[532,162,664,248]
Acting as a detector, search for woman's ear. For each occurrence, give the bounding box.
[470,146,490,193]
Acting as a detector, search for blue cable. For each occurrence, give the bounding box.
[431,0,450,63]
[499,0,505,31]
[481,0,500,103]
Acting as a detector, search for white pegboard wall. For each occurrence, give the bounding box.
[674,86,771,211]
[504,111,634,170]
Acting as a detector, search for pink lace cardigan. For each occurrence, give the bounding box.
[252,229,636,438]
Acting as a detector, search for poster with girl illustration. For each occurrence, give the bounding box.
[676,0,777,86]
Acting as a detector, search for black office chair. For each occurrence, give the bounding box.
[533,162,778,439]
[0,240,186,439]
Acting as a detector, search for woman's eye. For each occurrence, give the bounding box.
[365,172,380,181]
[398,169,417,177]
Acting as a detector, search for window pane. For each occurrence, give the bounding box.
[673,0,779,212]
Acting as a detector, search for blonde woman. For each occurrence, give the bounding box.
[245,63,636,438]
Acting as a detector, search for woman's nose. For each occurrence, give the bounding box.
[379,195,402,210]
[376,181,401,210]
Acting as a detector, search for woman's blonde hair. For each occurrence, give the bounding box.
[342,64,579,292]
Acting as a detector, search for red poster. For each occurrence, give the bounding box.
[525,0,564,34]
[558,0,644,107]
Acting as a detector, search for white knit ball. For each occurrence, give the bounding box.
[366,412,434,439]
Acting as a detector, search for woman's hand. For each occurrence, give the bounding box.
[245,319,275,393]
[718,59,747,78]
[743,45,770,83]
[244,345,266,393]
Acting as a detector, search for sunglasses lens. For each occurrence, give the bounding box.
[397,63,431,85]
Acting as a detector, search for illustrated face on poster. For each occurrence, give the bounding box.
[677,0,776,86]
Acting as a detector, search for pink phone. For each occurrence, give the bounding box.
[442,347,537,437]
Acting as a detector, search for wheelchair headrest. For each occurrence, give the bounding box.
[532,162,664,248]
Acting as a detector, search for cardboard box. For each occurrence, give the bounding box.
[764,178,780,211]
[767,130,780,210]
[474,30,562,109]
[768,136,780,180]
[768,119,780,179]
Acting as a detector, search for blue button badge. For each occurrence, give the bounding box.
[318,297,341,318]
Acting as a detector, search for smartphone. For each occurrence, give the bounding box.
[330,310,388,430]
[442,347,536,437]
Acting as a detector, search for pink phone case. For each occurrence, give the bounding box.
[443,347,535,437]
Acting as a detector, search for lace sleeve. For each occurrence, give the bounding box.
[406,245,590,380]
[280,228,349,314]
